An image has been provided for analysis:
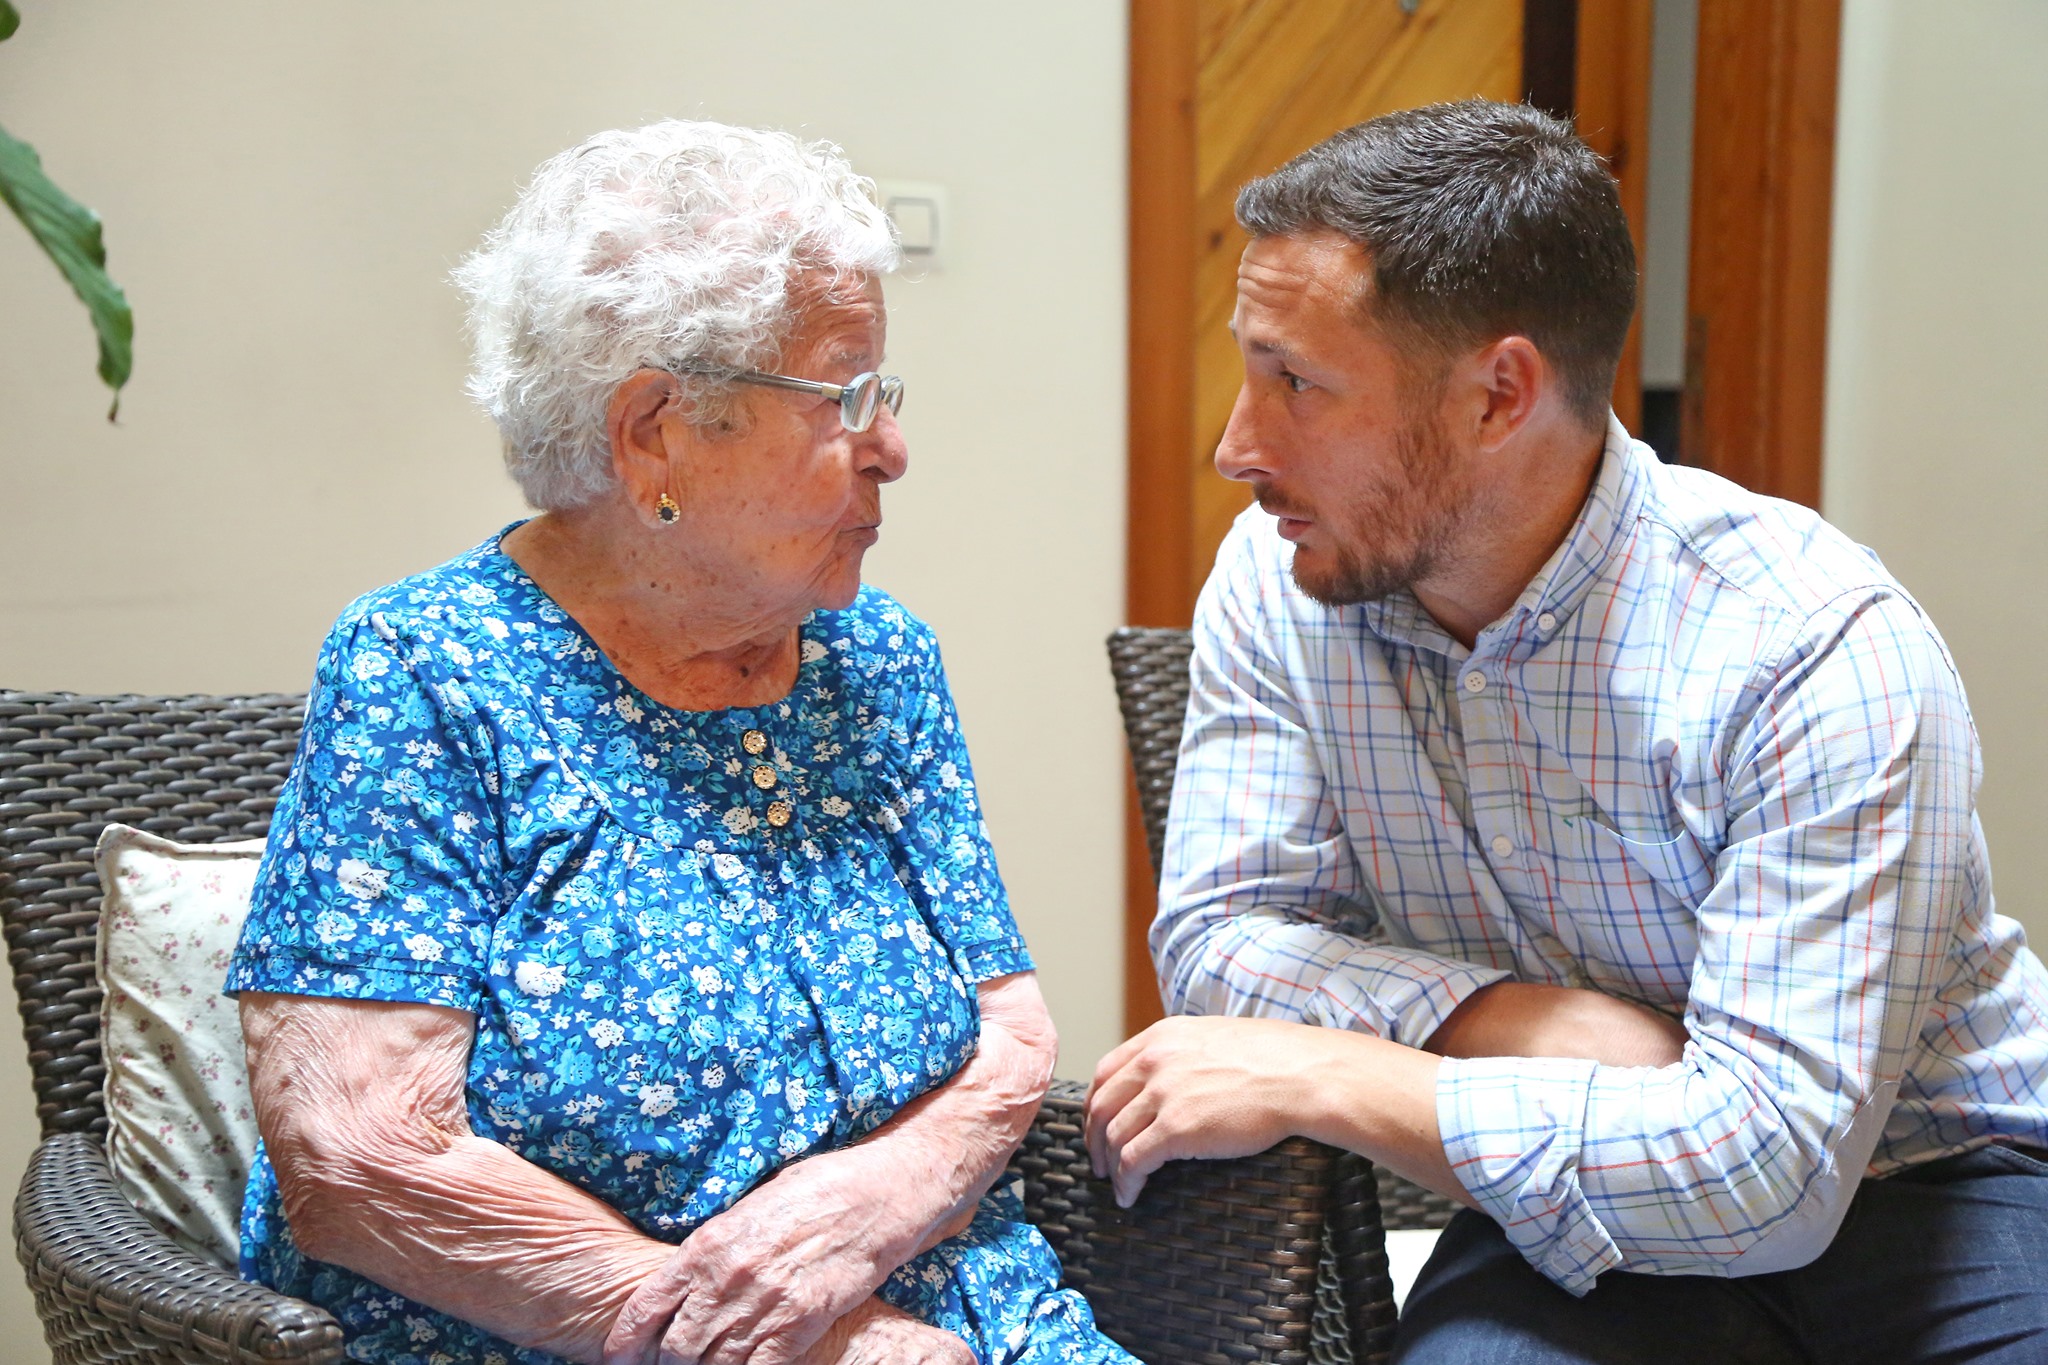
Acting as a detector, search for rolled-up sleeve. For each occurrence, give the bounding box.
[1437,591,1972,1293]
[1154,522,1508,1050]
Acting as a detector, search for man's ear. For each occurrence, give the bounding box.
[1468,335,1547,453]
[607,369,685,526]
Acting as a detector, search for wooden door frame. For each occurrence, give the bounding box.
[1120,0,1840,1037]
[1126,2,1199,639]
[1122,0,1199,1032]
[1683,0,1842,506]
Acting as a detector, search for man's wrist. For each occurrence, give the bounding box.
[1288,1028,1465,1203]
[1287,1027,1354,1144]
[1291,1028,1420,1146]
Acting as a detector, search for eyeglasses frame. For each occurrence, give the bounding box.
[728,368,904,434]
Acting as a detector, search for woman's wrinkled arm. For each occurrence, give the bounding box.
[241,991,672,1363]
[606,970,1058,1365]
[870,970,1061,1251]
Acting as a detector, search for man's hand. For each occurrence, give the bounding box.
[793,1298,973,1365]
[1086,1016,1474,1213]
[1085,1017,1337,1208]
[1425,982,1688,1067]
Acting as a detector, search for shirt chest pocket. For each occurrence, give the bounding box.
[1539,808,1716,995]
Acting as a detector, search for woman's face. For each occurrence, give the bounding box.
[671,273,907,617]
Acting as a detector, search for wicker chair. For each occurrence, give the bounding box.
[2,690,1401,1365]
[1106,626,1464,1241]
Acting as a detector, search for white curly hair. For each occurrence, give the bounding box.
[454,119,901,510]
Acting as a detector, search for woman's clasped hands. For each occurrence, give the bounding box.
[603,1151,974,1365]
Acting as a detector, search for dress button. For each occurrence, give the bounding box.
[766,801,793,828]
[1490,835,1514,859]
[1463,671,1487,694]
[741,729,768,756]
[751,764,777,791]
[1537,612,1557,632]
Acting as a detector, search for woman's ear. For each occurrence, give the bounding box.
[607,370,685,526]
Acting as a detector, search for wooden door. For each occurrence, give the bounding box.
[1124,0,1654,1034]
[1129,0,1525,637]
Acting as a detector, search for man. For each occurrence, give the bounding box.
[1084,100,2048,1362]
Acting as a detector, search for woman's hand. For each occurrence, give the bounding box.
[604,1153,957,1365]
[793,1298,973,1365]
[605,971,1055,1365]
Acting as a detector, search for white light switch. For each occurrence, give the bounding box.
[875,179,948,272]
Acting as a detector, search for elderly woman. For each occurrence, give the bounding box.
[226,121,1136,1365]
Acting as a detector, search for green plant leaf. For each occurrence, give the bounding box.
[0,3,19,44]
[0,119,132,418]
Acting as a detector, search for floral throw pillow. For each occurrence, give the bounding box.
[95,824,264,1266]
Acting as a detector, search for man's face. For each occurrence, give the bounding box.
[1215,231,1477,607]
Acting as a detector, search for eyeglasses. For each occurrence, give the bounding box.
[732,369,905,434]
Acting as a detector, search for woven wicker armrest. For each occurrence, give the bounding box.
[1011,1080,1396,1365]
[14,1133,342,1365]
[16,1115,1384,1365]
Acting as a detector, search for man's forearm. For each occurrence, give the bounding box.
[1087,978,1690,1216]
[1307,983,1684,1204]
[1425,981,1689,1068]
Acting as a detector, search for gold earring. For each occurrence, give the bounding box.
[656,493,680,526]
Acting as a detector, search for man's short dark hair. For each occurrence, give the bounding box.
[1235,99,1637,427]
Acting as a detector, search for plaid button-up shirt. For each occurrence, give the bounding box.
[1157,419,2048,1294]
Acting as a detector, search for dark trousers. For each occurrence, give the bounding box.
[1393,1145,2048,1364]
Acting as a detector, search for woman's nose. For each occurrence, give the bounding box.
[861,406,909,484]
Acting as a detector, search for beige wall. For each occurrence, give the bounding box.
[0,4,1125,1356]
[1823,0,2048,946]
[7,1,2041,1359]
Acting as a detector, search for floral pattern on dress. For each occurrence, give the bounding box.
[226,527,1137,1365]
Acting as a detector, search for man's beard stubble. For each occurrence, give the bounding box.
[1269,412,1468,609]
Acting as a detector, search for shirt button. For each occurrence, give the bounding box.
[1537,612,1557,632]
[1490,835,1514,859]
[741,729,768,755]
[766,801,793,828]
[1463,671,1487,694]
[751,764,777,791]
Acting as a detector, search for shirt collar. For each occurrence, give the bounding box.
[1355,586,1447,653]
[1504,413,1646,634]
[1352,414,1646,652]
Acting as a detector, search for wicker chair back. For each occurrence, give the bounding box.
[0,692,306,1139]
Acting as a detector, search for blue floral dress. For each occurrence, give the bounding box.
[226,528,1137,1365]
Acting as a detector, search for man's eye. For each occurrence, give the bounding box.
[1282,371,1312,393]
